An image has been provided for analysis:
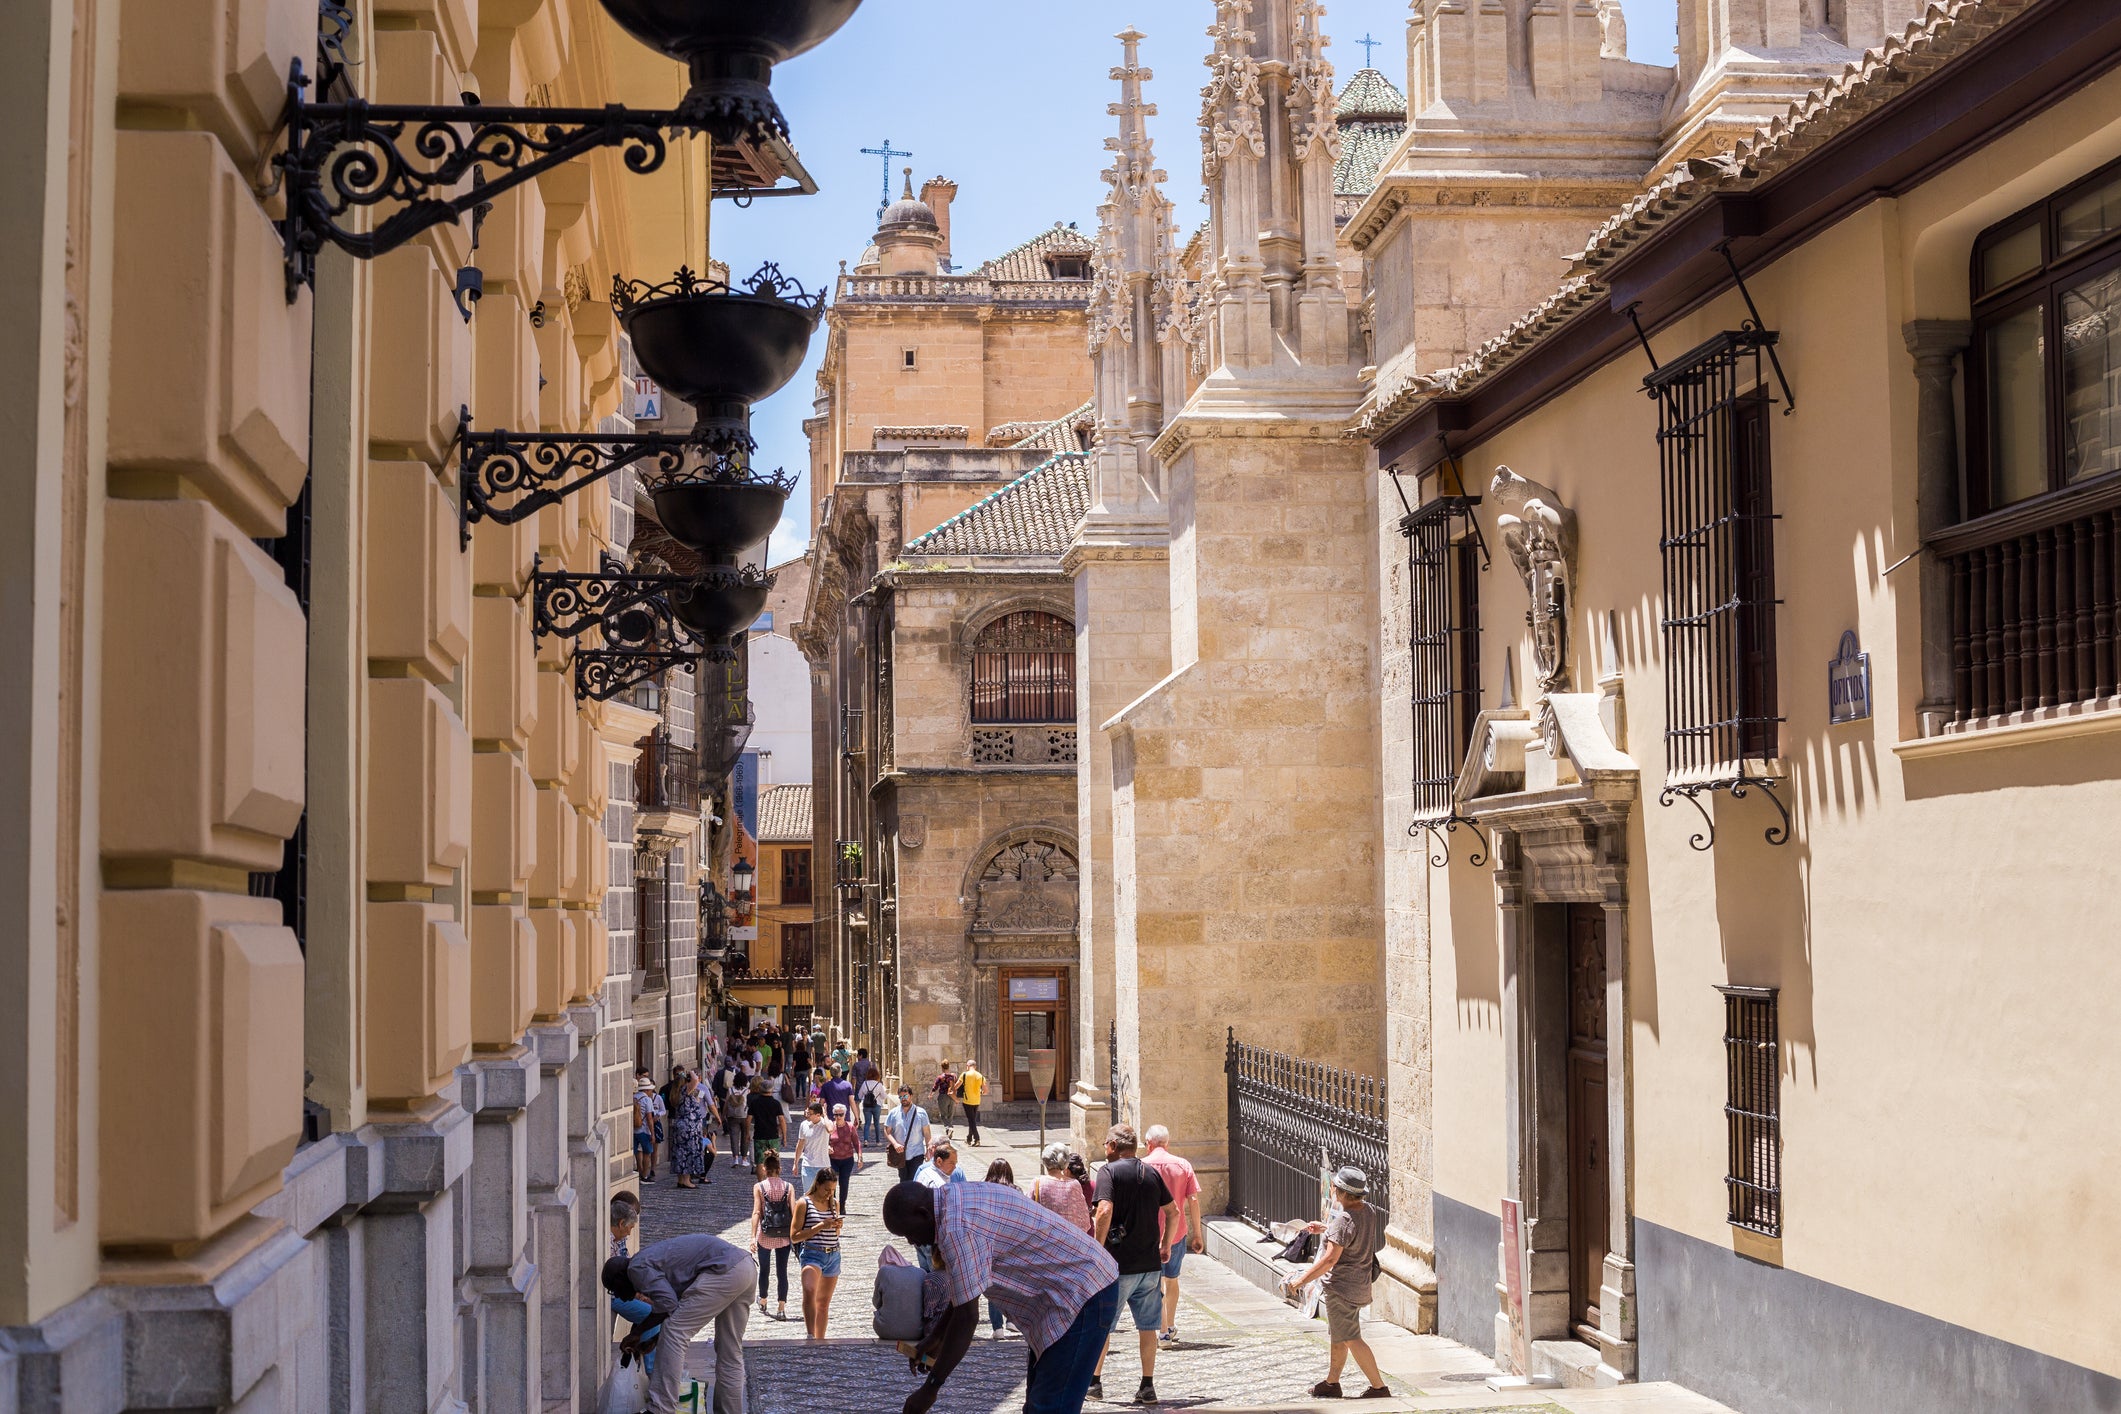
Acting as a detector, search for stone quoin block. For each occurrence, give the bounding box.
[101,499,305,872]
[530,907,579,1019]
[107,130,311,539]
[370,241,473,464]
[365,901,473,1100]
[100,890,304,1244]
[470,594,539,748]
[475,167,548,301]
[471,748,537,895]
[576,915,607,1001]
[567,809,603,905]
[116,0,310,166]
[529,672,582,785]
[367,460,473,679]
[564,713,601,811]
[369,3,481,156]
[367,676,473,886]
[476,287,541,430]
[471,903,537,1045]
[529,785,579,902]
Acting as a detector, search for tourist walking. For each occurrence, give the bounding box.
[930,1059,959,1138]
[1089,1124,1177,1405]
[1065,1149,1096,1212]
[1140,1124,1205,1345]
[671,1069,716,1189]
[1281,1166,1389,1400]
[914,1139,965,1188]
[1030,1143,1093,1234]
[632,1073,666,1183]
[750,1151,795,1321]
[722,1079,751,1172]
[794,1099,833,1196]
[957,1059,987,1145]
[982,1160,1017,1336]
[828,1103,861,1209]
[884,1085,933,1184]
[746,1076,787,1168]
[881,1179,1119,1414]
[819,1063,854,1118]
[603,1232,756,1414]
[860,1073,886,1145]
[791,1169,846,1339]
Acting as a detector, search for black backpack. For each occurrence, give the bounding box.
[760,1184,793,1239]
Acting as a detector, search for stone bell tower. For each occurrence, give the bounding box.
[1097,0,1383,1196]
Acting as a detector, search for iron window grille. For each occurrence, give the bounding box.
[1717,985,1781,1238]
[971,611,1076,724]
[1399,493,1486,865]
[1647,329,1791,849]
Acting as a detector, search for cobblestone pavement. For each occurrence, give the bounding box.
[628,1113,1730,1414]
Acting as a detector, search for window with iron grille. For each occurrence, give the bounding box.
[1718,985,1781,1237]
[971,611,1075,723]
[1649,330,1784,781]
[781,848,812,906]
[1402,496,1483,831]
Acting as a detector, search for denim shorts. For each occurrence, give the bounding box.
[1109,1269,1163,1332]
[632,1129,654,1155]
[1160,1243,1186,1279]
[798,1245,842,1278]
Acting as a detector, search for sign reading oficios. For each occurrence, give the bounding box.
[1828,630,1871,724]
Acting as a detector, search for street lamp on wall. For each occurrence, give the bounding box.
[731,857,756,902]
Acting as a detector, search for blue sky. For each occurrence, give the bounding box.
[718,0,1681,562]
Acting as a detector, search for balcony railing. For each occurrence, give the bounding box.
[636,732,700,814]
[1935,477,2121,728]
[722,941,814,982]
[970,724,1077,765]
[836,274,1090,308]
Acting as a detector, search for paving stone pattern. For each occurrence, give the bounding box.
[632,1114,1400,1412]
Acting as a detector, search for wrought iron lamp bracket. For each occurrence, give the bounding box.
[528,558,689,642]
[1657,775,1793,852]
[570,646,703,703]
[458,408,700,544]
[1410,814,1490,868]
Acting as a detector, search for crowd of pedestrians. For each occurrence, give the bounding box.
[603,1030,1384,1413]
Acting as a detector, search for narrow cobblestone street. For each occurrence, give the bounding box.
[628,1115,1736,1414]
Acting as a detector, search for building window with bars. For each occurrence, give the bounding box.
[1939,157,2121,728]
[970,611,1076,724]
[1650,330,1784,784]
[1400,494,1483,857]
[1718,985,1781,1237]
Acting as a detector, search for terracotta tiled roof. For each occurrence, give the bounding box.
[757,784,812,843]
[1356,0,2036,436]
[900,452,1091,559]
[1335,69,1408,198]
[989,401,1094,453]
[976,223,1097,281]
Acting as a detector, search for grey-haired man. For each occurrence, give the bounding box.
[1281,1166,1388,1400]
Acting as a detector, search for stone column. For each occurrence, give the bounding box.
[528,1020,582,1411]
[359,1104,476,1414]
[566,999,611,1412]
[459,1050,542,1413]
[1904,320,1971,736]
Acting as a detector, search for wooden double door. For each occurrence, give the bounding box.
[1565,904,1610,1334]
[999,969,1070,1102]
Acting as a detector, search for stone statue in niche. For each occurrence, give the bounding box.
[973,840,1079,933]
[1597,0,1628,58]
[1492,466,1577,696]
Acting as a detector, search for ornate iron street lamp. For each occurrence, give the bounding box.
[699,881,730,963]
[272,0,861,298]
[530,554,776,702]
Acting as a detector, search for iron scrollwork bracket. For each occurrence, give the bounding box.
[1410,814,1490,868]
[529,557,686,642]
[1658,776,1793,852]
[271,58,686,301]
[459,409,696,544]
[571,647,703,703]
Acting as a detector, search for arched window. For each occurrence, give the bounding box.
[971,611,1074,723]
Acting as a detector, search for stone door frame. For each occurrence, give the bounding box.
[1483,796,1639,1386]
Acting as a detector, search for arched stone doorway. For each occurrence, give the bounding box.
[964,831,1080,1103]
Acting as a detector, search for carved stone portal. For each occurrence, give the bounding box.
[1492,466,1578,695]
[972,840,1079,934]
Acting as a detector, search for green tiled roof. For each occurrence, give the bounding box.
[1334,68,1408,198]
[900,452,1091,559]
[1000,400,1094,454]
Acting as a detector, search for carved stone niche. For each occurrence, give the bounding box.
[970,840,1079,935]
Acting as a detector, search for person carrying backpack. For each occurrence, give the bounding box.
[750,1151,794,1321]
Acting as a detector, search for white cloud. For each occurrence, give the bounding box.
[766,505,810,567]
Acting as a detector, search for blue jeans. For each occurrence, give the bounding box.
[861,1105,882,1144]
[610,1296,658,1377]
[1024,1281,1119,1414]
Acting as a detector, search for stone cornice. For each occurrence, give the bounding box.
[1346,171,1652,251]
[1061,535,1170,576]
[1151,393,1366,466]
[880,566,1071,589]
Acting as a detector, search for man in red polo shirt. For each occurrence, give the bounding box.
[1140,1124,1205,1347]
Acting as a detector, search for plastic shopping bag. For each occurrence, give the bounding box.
[599,1348,648,1414]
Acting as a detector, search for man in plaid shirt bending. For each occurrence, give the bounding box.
[882,1179,1120,1414]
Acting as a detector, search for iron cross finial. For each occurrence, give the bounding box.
[1357,32,1380,67]
[858,137,914,219]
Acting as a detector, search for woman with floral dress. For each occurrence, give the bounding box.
[670,1069,713,1189]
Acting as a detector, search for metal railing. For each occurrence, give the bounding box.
[636,731,700,814]
[1224,1030,1390,1232]
[837,274,1090,307]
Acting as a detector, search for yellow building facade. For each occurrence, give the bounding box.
[0,0,779,1403]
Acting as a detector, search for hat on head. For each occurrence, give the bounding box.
[1332,1165,1369,1197]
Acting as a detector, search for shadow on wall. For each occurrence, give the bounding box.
[1712,787,1819,1091]
[1901,734,2121,801]
[1448,847,1501,1033]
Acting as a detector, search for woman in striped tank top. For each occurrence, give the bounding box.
[791,1168,845,1338]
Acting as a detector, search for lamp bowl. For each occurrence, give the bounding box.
[594,0,863,138]
[670,568,774,642]
[618,275,821,414]
[650,480,788,562]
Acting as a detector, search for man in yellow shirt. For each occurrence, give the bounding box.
[956,1062,987,1146]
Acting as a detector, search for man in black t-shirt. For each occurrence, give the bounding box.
[1090,1123,1177,1405]
[745,1077,787,1166]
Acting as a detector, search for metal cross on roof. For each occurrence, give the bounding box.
[858,138,913,218]
[1357,32,1380,67]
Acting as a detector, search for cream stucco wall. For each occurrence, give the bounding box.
[1416,80,2121,1378]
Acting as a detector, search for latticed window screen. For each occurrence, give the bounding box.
[1719,985,1781,1237]
[1402,497,1482,821]
[1649,331,1783,778]
[781,848,812,906]
[971,611,1076,723]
